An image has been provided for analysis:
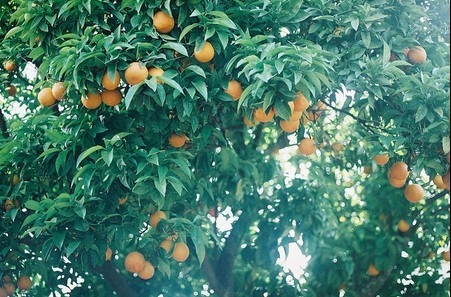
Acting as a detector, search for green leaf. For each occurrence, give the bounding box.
[192,80,208,101]
[76,145,104,167]
[160,42,188,56]
[382,39,391,64]
[185,65,206,78]
[53,231,67,250]
[125,83,143,109]
[415,105,428,122]
[25,200,42,211]
[66,241,81,257]
[191,226,206,265]
[38,148,61,159]
[154,178,167,196]
[179,23,199,41]
[159,76,184,94]
[4,26,22,39]
[237,84,253,111]
[351,18,359,31]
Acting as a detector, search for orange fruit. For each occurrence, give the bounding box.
[2,276,10,282]
[124,251,146,273]
[363,166,372,174]
[169,133,187,148]
[148,67,164,84]
[101,89,123,107]
[316,101,326,113]
[124,62,148,85]
[0,288,6,297]
[102,71,121,90]
[225,80,243,101]
[81,93,102,109]
[407,46,427,64]
[172,242,190,262]
[160,240,173,253]
[298,139,316,156]
[38,88,56,107]
[150,210,167,228]
[429,251,435,259]
[374,154,389,166]
[367,264,379,277]
[307,111,319,121]
[3,60,16,71]
[443,171,450,191]
[3,199,14,211]
[118,197,127,205]
[243,117,258,127]
[389,176,406,188]
[194,41,215,63]
[290,110,303,121]
[138,261,155,280]
[153,11,175,33]
[332,143,343,153]
[397,220,410,233]
[17,275,32,290]
[293,93,309,112]
[12,174,20,185]
[7,85,17,96]
[404,184,424,203]
[390,162,409,180]
[52,82,66,100]
[433,175,445,189]
[253,107,275,123]
[443,250,450,262]
[389,52,398,62]
[105,247,113,261]
[280,120,300,133]
[3,283,15,295]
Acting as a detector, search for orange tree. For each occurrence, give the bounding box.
[0,0,449,296]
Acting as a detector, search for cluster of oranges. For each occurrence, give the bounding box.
[0,275,32,297]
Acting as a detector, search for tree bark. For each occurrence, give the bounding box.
[358,267,393,297]
[95,261,138,297]
[0,109,9,138]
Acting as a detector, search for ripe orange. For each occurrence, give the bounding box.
[124,62,148,85]
[397,220,410,233]
[150,210,167,228]
[363,166,372,174]
[389,176,406,188]
[194,41,215,63]
[7,85,17,96]
[429,251,435,259]
[101,89,123,107]
[148,67,164,84]
[138,261,155,280]
[38,88,56,107]
[407,46,427,64]
[81,93,102,109]
[3,283,15,295]
[3,60,16,71]
[225,80,243,101]
[12,174,20,185]
[254,107,275,123]
[316,101,326,113]
[367,264,379,276]
[105,247,113,261]
[102,71,121,90]
[307,111,319,122]
[443,250,450,262]
[2,275,10,282]
[124,251,146,273]
[172,242,190,262]
[52,82,66,100]
[390,162,409,180]
[153,11,175,33]
[169,133,187,148]
[118,196,127,205]
[332,143,343,153]
[3,199,14,211]
[433,175,445,189]
[243,117,257,127]
[404,184,424,203]
[293,93,309,112]
[17,275,32,290]
[280,120,300,133]
[298,139,316,156]
[0,288,6,297]
[160,240,173,253]
[374,154,389,166]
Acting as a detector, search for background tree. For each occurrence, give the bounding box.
[0,0,449,297]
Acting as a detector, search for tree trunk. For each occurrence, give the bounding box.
[95,261,138,297]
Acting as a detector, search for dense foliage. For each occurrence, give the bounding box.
[0,0,449,296]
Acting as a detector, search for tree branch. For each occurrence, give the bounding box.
[358,267,393,297]
[95,261,138,297]
[201,255,225,296]
[0,108,10,138]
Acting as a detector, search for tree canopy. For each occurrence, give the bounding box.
[0,0,449,296]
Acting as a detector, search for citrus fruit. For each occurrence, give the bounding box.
[389,176,406,188]
[100,89,122,107]
[160,240,173,253]
[148,67,164,84]
[105,247,113,261]
[169,133,187,148]
[298,139,316,156]
[225,80,242,101]
[404,184,424,203]
[253,107,275,123]
[138,261,155,280]
[443,250,450,262]
[153,11,175,33]
[124,62,148,85]
[280,120,300,133]
[38,88,56,107]
[293,93,309,112]
[390,162,409,180]
[172,242,190,262]
[407,46,427,64]
[17,275,31,290]
[150,210,167,228]
[398,220,410,233]
[52,82,66,100]
[3,60,16,71]
[7,85,17,96]
[102,71,121,90]
[433,175,445,189]
[374,154,389,166]
[81,93,102,109]
[367,264,379,276]
[194,41,215,63]
[124,251,146,273]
